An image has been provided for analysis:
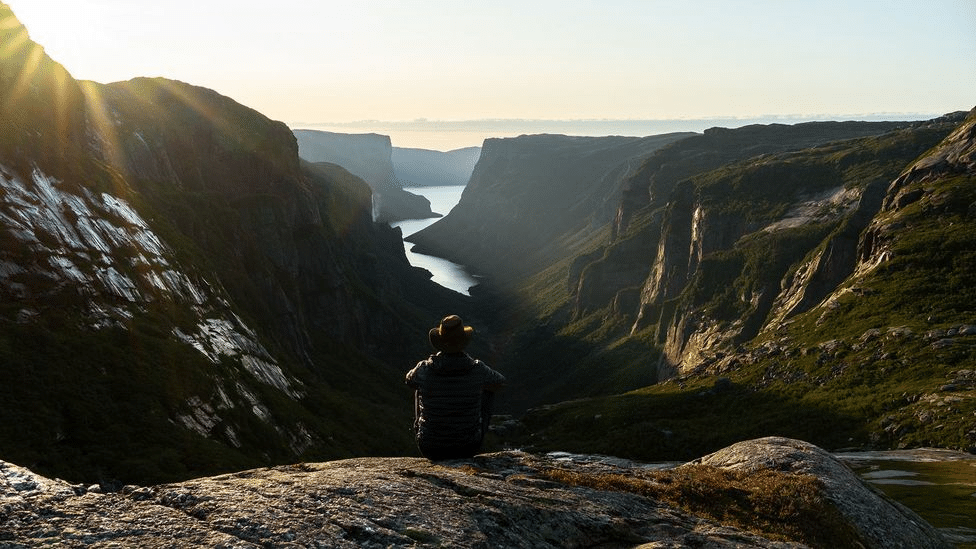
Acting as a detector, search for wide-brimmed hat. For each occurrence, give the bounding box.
[429,315,474,353]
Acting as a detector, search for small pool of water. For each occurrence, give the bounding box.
[839,449,976,548]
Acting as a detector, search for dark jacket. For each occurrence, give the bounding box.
[405,352,505,455]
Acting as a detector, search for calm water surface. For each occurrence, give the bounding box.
[838,449,976,548]
[391,186,479,295]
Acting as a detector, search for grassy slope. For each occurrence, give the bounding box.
[503,116,976,460]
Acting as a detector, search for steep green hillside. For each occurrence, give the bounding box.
[507,109,976,459]
[481,117,960,413]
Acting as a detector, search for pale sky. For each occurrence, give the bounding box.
[6,0,975,144]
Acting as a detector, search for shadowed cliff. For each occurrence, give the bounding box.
[0,3,462,484]
[406,133,694,282]
[293,129,436,222]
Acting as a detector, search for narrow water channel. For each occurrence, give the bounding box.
[390,186,480,295]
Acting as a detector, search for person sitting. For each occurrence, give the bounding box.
[405,315,506,460]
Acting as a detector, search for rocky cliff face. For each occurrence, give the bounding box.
[293,129,435,221]
[565,115,967,379]
[0,438,950,548]
[576,120,925,318]
[0,4,451,484]
[653,116,966,377]
[611,121,913,240]
[512,109,976,457]
[855,108,976,282]
[407,132,694,281]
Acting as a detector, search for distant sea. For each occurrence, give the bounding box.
[290,114,940,151]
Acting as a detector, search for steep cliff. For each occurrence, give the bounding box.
[0,4,453,484]
[407,132,694,282]
[574,120,923,320]
[392,145,481,187]
[0,438,952,548]
[509,109,976,458]
[293,129,435,221]
[628,115,965,377]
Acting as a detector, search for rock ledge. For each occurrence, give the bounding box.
[0,437,949,548]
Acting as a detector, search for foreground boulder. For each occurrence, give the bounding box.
[0,437,948,548]
[694,437,949,549]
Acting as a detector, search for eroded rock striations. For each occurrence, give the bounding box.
[570,114,969,379]
[0,3,449,484]
[0,438,949,548]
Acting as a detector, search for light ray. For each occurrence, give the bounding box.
[0,24,28,53]
[51,60,72,152]
[151,77,297,178]
[2,32,43,113]
[153,78,242,143]
[79,80,128,177]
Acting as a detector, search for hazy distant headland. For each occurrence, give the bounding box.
[290,114,943,151]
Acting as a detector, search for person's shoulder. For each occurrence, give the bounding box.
[472,357,504,376]
[469,356,493,368]
[406,355,437,378]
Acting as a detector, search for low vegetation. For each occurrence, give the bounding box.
[540,464,865,547]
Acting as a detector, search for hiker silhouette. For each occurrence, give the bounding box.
[405,315,506,460]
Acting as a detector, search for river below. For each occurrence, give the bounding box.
[390,186,480,295]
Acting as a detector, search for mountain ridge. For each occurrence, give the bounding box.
[0,3,459,483]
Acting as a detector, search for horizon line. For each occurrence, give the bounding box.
[288,111,952,128]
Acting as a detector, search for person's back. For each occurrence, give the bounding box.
[405,315,505,460]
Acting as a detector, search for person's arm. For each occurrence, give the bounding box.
[477,361,506,391]
[405,363,422,389]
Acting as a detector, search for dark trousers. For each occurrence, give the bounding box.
[415,391,495,461]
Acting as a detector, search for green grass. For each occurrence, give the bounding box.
[512,378,870,461]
